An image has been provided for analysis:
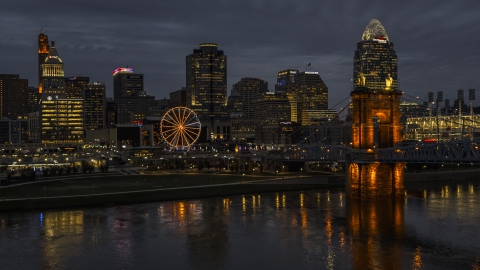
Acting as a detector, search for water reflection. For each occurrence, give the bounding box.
[346,198,405,270]
[0,181,480,269]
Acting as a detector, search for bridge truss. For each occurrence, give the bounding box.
[282,141,480,164]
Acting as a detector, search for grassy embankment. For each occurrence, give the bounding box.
[0,172,341,211]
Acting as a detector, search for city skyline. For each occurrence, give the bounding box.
[1,0,479,109]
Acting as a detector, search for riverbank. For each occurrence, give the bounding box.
[0,173,341,211]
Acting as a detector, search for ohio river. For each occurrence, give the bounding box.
[1,181,480,270]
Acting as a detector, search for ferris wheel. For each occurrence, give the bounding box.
[160,107,201,148]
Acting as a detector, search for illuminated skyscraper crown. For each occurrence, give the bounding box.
[44,41,63,64]
[361,19,389,41]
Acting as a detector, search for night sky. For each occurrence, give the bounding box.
[1,0,479,110]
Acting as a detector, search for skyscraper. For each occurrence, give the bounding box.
[65,77,89,99]
[275,69,298,94]
[38,30,49,94]
[353,19,398,92]
[186,43,228,121]
[84,82,106,130]
[39,41,84,143]
[232,77,268,119]
[0,74,28,119]
[288,71,328,125]
[40,41,65,96]
[113,67,144,98]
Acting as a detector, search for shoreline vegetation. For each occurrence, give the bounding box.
[0,172,342,212]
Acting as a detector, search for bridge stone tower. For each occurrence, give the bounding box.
[347,19,405,198]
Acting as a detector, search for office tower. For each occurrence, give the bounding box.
[66,77,89,99]
[0,74,29,119]
[40,41,65,96]
[232,78,268,119]
[38,30,50,94]
[253,92,291,125]
[275,69,298,94]
[169,87,186,107]
[27,87,38,112]
[115,96,155,124]
[227,91,243,115]
[354,19,397,92]
[151,98,170,117]
[0,118,29,144]
[186,43,228,121]
[113,67,144,98]
[28,111,40,142]
[288,71,328,125]
[39,41,84,143]
[105,98,116,128]
[84,82,106,130]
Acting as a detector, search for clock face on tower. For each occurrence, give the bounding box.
[47,96,52,101]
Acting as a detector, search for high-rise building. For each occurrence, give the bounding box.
[38,30,49,94]
[115,96,156,124]
[275,69,298,94]
[105,98,116,128]
[39,41,84,143]
[0,74,28,119]
[65,77,89,99]
[169,87,186,108]
[186,43,228,123]
[84,82,106,130]
[113,67,144,98]
[40,41,65,96]
[288,71,328,125]
[232,78,268,119]
[253,92,291,125]
[227,91,243,116]
[353,19,398,92]
[0,118,29,144]
[27,87,39,112]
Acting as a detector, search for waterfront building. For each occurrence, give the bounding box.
[186,43,228,139]
[39,41,84,144]
[230,118,256,143]
[275,69,298,94]
[113,67,144,98]
[353,19,398,92]
[65,77,89,99]
[84,82,106,130]
[0,118,29,144]
[288,71,328,125]
[0,74,29,119]
[143,117,163,146]
[38,30,49,94]
[232,78,268,119]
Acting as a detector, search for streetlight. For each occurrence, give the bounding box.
[242,173,245,183]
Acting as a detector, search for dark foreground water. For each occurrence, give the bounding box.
[1,181,480,270]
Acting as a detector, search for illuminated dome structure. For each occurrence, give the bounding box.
[160,107,201,148]
[361,19,389,41]
[354,19,397,92]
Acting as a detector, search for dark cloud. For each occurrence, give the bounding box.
[1,0,479,107]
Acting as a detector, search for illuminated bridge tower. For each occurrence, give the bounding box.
[347,19,405,198]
